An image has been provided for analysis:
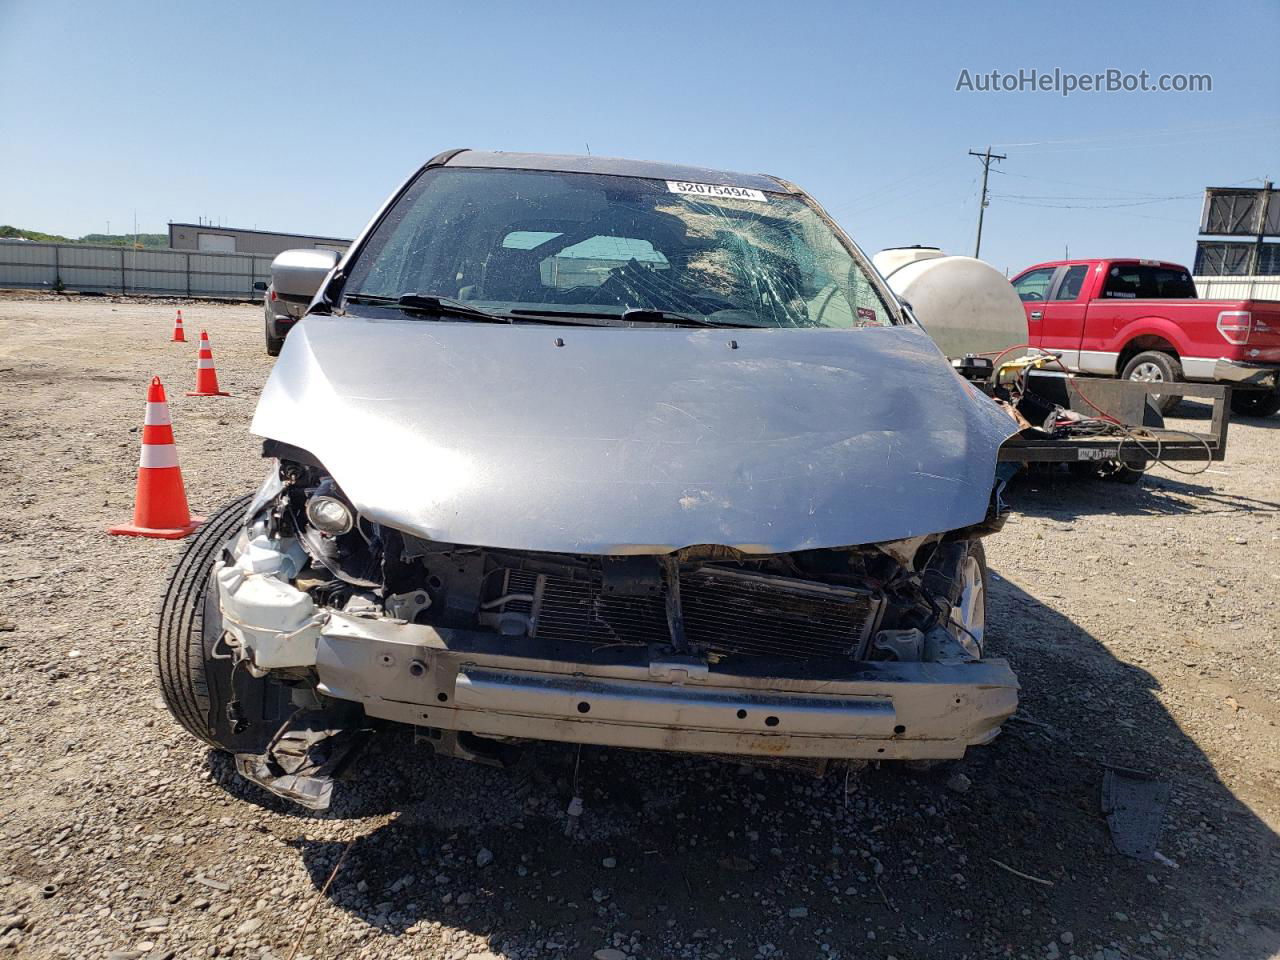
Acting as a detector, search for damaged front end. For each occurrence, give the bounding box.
[214,454,1017,808]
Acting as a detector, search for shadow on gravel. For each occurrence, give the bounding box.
[1167,399,1280,430]
[1008,467,1280,520]
[193,573,1280,959]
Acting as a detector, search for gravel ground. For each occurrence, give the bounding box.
[0,294,1277,960]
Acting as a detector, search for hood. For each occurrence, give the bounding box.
[252,315,1017,554]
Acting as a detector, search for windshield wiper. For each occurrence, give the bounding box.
[345,293,512,323]
[620,308,744,328]
[506,307,744,328]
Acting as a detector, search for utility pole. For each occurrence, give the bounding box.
[1249,180,1273,276]
[969,146,1006,259]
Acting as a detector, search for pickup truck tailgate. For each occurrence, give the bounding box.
[1238,301,1280,361]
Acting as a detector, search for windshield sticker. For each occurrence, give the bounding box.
[666,181,769,203]
[856,306,879,325]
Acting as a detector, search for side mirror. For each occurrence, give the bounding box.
[252,280,268,292]
[270,248,340,304]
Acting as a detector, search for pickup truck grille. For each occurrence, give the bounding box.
[491,566,878,660]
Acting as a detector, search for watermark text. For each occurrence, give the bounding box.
[955,68,1211,96]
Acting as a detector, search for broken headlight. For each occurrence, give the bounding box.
[305,494,355,535]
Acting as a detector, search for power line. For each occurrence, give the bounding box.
[991,195,1200,209]
[991,117,1280,150]
[992,191,1199,203]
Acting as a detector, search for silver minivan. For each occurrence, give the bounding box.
[156,150,1019,809]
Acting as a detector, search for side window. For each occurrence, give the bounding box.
[1103,265,1142,298]
[1051,265,1088,301]
[1144,267,1196,298]
[1012,268,1055,302]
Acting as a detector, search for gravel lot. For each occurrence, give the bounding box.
[1,295,1277,960]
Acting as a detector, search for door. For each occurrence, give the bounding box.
[197,233,236,253]
[1011,267,1057,349]
[1037,264,1091,369]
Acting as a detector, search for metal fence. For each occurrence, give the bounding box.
[0,241,273,300]
[1194,275,1280,301]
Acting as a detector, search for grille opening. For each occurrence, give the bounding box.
[486,563,878,660]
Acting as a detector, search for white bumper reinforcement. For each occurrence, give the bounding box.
[307,612,1019,761]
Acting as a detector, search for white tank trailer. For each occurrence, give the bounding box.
[871,246,1026,360]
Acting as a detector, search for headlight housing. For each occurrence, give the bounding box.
[305,494,354,535]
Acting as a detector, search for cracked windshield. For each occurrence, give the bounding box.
[345,167,895,328]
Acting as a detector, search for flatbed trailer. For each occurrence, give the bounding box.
[993,374,1229,468]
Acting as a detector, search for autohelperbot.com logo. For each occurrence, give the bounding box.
[955,68,1212,96]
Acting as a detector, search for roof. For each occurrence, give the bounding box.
[438,150,794,194]
[167,222,353,244]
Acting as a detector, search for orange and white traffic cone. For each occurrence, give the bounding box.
[109,377,204,539]
[171,309,186,342]
[187,330,230,397]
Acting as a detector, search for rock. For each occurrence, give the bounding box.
[788,907,809,918]
[476,847,494,868]
[456,892,475,906]
[1061,931,1074,945]
[602,857,617,869]
[594,950,627,960]
[0,915,26,933]
[235,916,263,936]
[946,772,973,794]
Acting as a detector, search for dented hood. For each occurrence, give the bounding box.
[252,315,1016,554]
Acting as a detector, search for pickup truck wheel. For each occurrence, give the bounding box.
[1229,386,1280,418]
[1121,351,1183,415]
[154,494,274,753]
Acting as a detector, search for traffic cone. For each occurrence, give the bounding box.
[171,309,186,342]
[187,330,230,397]
[109,377,204,539]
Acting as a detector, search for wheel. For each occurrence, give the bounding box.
[1121,351,1183,415]
[154,494,283,752]
[1106,462,1145,484]
[265,322,284,357]
[1230,386,1280,418]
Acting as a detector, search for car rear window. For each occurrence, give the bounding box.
[1102,264,1196,299]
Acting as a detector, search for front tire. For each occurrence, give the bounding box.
[154,495,277,752]
[1229,386,1280,418]
[950,541,987,657]
[1121,350,1183,415]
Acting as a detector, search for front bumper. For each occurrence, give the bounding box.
[1212,358,1280,388]
[310,612,1019,761]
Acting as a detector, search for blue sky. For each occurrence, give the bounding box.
[1,0,1276,275]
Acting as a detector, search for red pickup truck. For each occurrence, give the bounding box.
[1010,258,1280,416]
